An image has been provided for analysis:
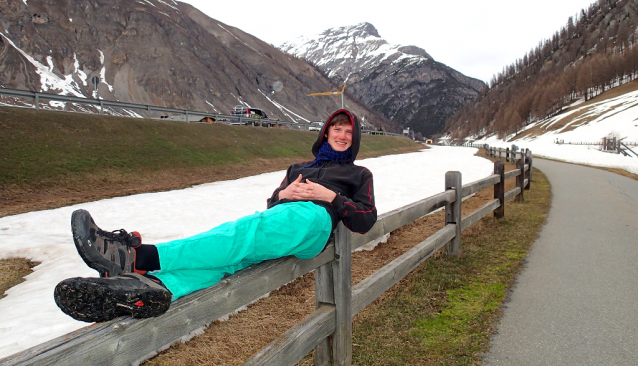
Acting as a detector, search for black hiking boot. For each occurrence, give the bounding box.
[71,209,141,277]
[54,273,172,323]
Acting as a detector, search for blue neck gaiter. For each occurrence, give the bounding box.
[305,142,353,168]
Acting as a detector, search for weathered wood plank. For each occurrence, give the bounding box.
[2,245,336,366]
[494,160,505,218]
[445,172,462,257]
[504,187,521,202]
[461,174,500,198]
[461,199,500,230]
[351,225,456,315]
[244,305,335,366]
[525,151,533,190]
[314,258,335,365]
[504,169,521,180]
[332,225,352,366]
[350,191,453,250]
[516,159,525,202]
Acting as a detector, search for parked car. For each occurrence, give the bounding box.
[308,121,324,131]
[230,105,272,126]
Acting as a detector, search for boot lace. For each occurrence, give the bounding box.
[97,229,137,248]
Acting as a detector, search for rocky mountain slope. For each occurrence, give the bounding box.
[0,0,397,130]
[280,23,485,137]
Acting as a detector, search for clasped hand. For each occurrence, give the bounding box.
[278,174,337,203]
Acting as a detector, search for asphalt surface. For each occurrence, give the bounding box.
[484,159,638,365]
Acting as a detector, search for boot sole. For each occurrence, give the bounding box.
[54,277,171,323]
[71,209,127,277]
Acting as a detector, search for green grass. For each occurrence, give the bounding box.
[0,106,418,189]
[352,169,551,365]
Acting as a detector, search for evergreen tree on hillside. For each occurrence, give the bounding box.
[446,0,638,141]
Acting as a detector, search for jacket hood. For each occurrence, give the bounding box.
[311,109,361,161]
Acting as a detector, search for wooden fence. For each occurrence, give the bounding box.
[601,137,638,157]
[1,150,533,366]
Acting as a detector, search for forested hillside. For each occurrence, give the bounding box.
[446,0,638,140]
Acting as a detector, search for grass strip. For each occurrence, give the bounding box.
[351,168,551,365]
[0,106,422,217]
[0,106,417,189]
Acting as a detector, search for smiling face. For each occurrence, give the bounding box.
[325,122,353,152]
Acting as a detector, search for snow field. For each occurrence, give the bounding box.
[0,146,492,359]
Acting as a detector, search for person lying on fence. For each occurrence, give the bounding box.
[54,109,377,323]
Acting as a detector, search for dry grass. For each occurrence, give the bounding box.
[350,166,550,365]
[599,167,638,181]
[0,258,40,298]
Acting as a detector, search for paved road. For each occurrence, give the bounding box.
[484,159,638,365]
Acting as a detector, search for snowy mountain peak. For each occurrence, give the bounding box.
[321,22,381,40]
[280,22,430,83]
[279,22,484,137]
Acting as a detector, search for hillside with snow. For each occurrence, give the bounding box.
[457,83,638,175]
[280,22,485,138]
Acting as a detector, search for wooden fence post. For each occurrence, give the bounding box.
[516,158,525,202]
[445,172,462,257]
[505,147,510,162]
[333,225,352,366]
[494,160,505,218]
[525,150,532,191]
[314,224,352,366]
[314,262,334,365]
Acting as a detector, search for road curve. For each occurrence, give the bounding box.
[484,159,638,365]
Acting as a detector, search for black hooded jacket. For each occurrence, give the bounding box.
[267,109,377,233]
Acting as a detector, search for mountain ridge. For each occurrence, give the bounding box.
[280,22,485,137]
[0,0,398,130]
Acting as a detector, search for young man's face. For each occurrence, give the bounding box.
[326,123,353,152]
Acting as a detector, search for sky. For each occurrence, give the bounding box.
[180,0,597,83]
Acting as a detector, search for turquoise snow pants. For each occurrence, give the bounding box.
[151,201,332,300]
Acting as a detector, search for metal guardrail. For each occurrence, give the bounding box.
[0,87,295,126]
[0,87,411,137]
[0,86,210,118]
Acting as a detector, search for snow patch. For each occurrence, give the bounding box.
[470,90,638,174]
[218,24,264,57]
[0,32,84,97]
[258,89,310,123]
[205,100,219,113]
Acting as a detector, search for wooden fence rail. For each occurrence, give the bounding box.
[1,150,533,366]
